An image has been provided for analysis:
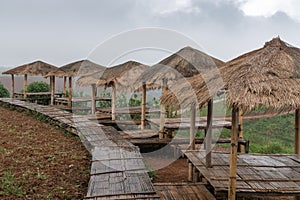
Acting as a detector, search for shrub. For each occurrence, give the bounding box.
[0,83,10,97]
[26,81,50,93]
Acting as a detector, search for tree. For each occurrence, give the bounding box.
[26,81,50,93]
[0,83,10,97]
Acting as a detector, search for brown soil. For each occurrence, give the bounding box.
[0,106,91,199]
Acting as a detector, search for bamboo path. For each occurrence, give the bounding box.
[0,98,160,200]
[185,150,300,198]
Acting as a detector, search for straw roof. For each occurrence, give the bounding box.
[96,61,148,90]
[136,46,224,90]
[2,60,59,76]
[46,60,105,77]
[161,37,300,112]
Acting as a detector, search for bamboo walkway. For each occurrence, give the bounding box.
[185,150,300,198]
[0,98,160,200]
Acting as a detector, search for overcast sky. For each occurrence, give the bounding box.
[1,0,300,69]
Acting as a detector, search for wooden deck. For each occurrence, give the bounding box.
[185,150,300,198]
[147,117,231,131]
[0,98,159,200]
[154,183,216,200]
[98,106,161,115]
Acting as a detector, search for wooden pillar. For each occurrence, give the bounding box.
[111,83,116,121]
[11,74,15,98]
[228,105,239,200]
[63,76,67,97]
[238,110,243,152]
[190,103,196,150]
[159,79,167,139]
[91,84,97,114]
[50,76,55,105]
[141,82,146,130]
[188,162,193,182]
[206,99,213,168]
[295,109,300,154]
[68,77,72,108]
[23,74,27,98]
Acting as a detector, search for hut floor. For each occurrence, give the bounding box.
[185,150,300,198]
[119,129,159,139]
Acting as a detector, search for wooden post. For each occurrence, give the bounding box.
[238,110,243,152]
[68,77,72,108]
[11,74,14,98]
[111,83,116,121]
[206,99,213,168]
[228,105,239,200]
[295,109,300,154]
[188,162,193,182]
[159,79,167,139]
[63,76,67,97]
[50,76,55,105]
[91,84,97,114]
[141,82,146,130]
[190,103,196,150]
[23,74,27,98]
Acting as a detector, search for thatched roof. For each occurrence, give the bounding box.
[46,60,105,77]
[161,37,300,112]
[96,61,148,90]
[2,60,59,76]
[136,46,224,90]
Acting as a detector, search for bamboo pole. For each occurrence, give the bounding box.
[159,79,167,139]
[11,74,14,98]
[111,83,116,121]
[23,74,27,98]
[228,105,239,200]
[190,103,196,150]
[68,77,72,108]
[295,109,300,154]
[141,82,146,130]
[63,76,67,97]
[91,84,97,114]
[50,76,55,105]
[206,99,213,168]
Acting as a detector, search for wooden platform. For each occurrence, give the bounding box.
[147,117,231,131]
[185,150,300,198]
[0,98,159,200]
[55,97,111,104]
[119,129,159,139]
[154,183,216,200]
[98,106,161,115]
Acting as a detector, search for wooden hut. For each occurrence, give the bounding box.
[46,60,105,108]
[91,60,149,120]
[137,46,224,137]
[2,60,61,104]
[161,37,300,199]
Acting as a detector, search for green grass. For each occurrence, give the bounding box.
[219,113,295,154]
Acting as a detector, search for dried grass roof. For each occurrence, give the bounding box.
[2,60,59,76]
[136,46,224,90]
[96,61,148,90]
[46,60,105,77]
[161,37,300,112]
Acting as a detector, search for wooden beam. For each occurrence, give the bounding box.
[68,77,72,108]
[50,76,55,105]
[63,76,67,97]
[23,74,27,98]
[295,109,300,154]
[228,105,239,200]
[11,74,14,98]
[189,103,196,150]
[91,84,97,114]
[111,83,116,121]
[206,99,213,168]
[141,82,146,130]
[159,79,167,139]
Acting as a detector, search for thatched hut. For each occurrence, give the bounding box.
[161,37,300,199]
[86,60,148,120]
[2,60,61,104]
[137,46,224,135]
[46,59,106,108]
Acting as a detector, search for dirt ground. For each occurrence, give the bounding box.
[0,106,91,199]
